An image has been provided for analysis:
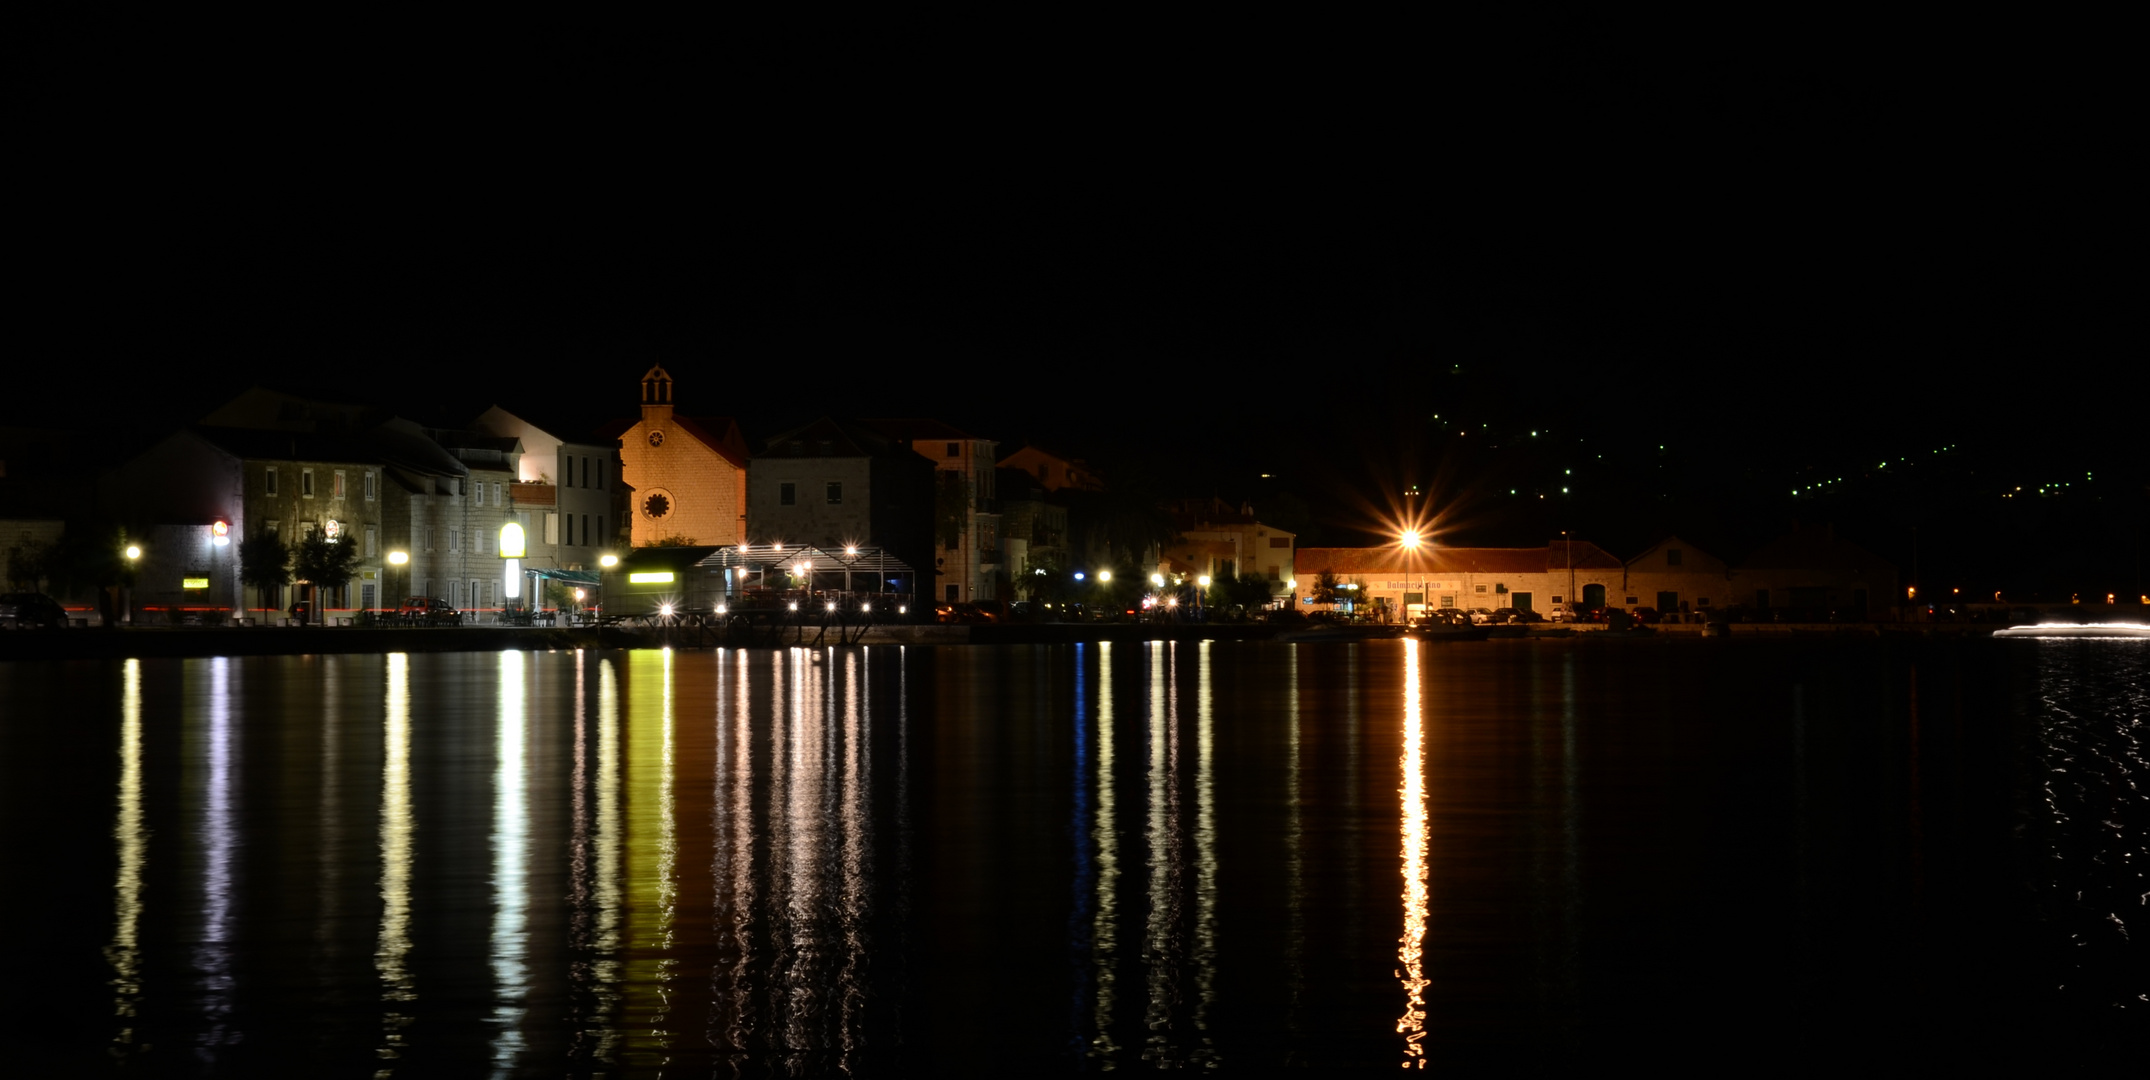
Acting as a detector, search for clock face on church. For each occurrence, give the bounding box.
[647,430,664,447]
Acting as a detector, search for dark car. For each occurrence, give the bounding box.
[398,596,462,626]
[0,592,69,629]
[1628,606,1661,625]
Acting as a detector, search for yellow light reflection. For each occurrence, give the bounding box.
[1193,641,1219,1064]
[1092,641,1121,1060]
[1397,638,1429,1067]
[621,648,678,1069]
[377,652,415,1061]
[1144,641,1180,1062]
[106,659,145,1055]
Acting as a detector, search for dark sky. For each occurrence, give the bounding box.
[17,21,2142,589]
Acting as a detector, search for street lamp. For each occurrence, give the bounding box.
[1400,529,1423,624]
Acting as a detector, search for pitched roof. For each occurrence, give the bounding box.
[756,417,893,459]
[857,418,976,442]
[595,413,750,470]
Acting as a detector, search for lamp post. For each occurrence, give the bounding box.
[1400,529,1423,625]
[124,543,141,626]
[387,551,409,622]
[599,553,618,622]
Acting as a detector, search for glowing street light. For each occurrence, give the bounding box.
[599,553,619,568]
[1097,570,1111,583]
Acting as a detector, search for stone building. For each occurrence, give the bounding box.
[746,418,934,585]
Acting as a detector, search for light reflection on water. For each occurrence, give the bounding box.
[9,638,2143,1073]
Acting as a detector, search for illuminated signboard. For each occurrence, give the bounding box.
[628,571,675,584]
[182,577,210,589]
[499,522,526,559]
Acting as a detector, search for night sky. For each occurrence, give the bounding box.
[17,22,2143,596]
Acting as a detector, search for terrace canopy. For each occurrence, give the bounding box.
[694,544,917,594]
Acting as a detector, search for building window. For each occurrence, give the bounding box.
[265,466,278,496]
[1552,595,1563,604]
[457,478,467,498]
[780,482,796,506]
[364,527,377,557]
[1667,549,1683,566]
[302,469,315,498]
[449,528,460,553]
[1474,584,1488,594]
[1440,595,1456,608]
[581,515,589,547]
[945,442,960,458]
[365,471,376,501]
[1625,596,1639,605]
[581,457,590,487]
[333,470,346,499]
[596,462,603,490]
[826,481,842,505]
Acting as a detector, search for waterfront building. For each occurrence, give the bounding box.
[1293,539,1624,617]
[858,418,1000,605]
[469,405,628,576]
[1161,496,1297,603]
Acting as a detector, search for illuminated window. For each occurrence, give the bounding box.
[333,471,346,499]
[265,466,278,496]
[780,482,796,506]
[826,481,842,505]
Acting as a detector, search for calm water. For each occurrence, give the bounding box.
[1,638,2141,1075]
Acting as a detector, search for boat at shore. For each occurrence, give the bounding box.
[1993,623,2150,638]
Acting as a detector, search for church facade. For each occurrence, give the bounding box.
[607,366,749,548]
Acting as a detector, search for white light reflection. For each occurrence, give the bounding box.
[377,652,415,1064]
[1397,638,1429,1067]
[489,650,530,1071]
[592,658,623,1064]
[838,647,870,1068]
[1143,641,1182,1065]
[711,647,756,1057]
[1192,641,1219,1065]
[106,659,145,1056]
[1285,647,1306,1029]
[195,657,237,1059]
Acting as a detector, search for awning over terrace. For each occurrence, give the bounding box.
[528,567,601,586]
[694,544,917,591]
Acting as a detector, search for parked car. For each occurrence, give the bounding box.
[1628,606,1662,625]
[0,592,69,629]
[398,596,463,626]
[1547,603,1577,624]
[1489,607,1524,624]
[1466,607,1498,625]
